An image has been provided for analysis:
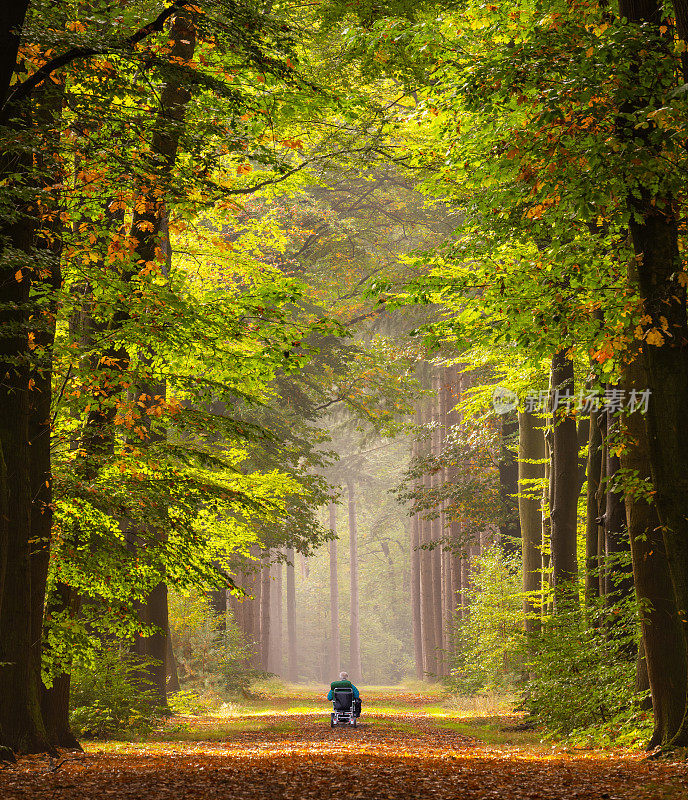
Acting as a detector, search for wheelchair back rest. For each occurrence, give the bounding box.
[333,688,353,711]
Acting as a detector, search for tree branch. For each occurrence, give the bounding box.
[2,0,191,114]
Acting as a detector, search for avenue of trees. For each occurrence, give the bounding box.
[4,0,688,761]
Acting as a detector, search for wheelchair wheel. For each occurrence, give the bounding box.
[330,713,335,728]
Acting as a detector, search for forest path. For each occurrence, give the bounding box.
[2,688,687,799]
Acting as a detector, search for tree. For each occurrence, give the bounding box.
[518,411,544,635]
[328,502,341,677]
[347,481,363,683]
[286,547,297,682]
[548,350,579,607]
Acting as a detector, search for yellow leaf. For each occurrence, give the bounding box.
[645,329,665,346]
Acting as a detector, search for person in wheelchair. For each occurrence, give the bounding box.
[327,671,362,726]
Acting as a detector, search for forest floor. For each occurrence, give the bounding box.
[2,686,688,799]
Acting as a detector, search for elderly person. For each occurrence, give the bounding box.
[327,671,362,716]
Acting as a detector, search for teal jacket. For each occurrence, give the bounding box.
[327,679,359,700]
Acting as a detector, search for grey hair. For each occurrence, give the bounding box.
[339,671,348,680]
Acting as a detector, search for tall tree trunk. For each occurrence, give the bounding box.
[441,548,452,661]
[541,403,553,617]
[0,3,30,110]
[604,403,634,607]
[500,411,521,557]
[347,481,362,683]
[439,371,451,669]
[166,623,181,693]
[286,547,297,682]
[597,416,608,600]
[585,409,603,609]
[618,0,688,746]
[209,587,227,626]
[143,583,169,705]
[458,548,468,620]
[252,564,262,670]
[260,558,270,671]
[0,115,53,757]
[430,378,445,676]
[549,349,579,607]
[445,365,462,646]
[41,584,80,749]
[268,559,283,675]
[127,10,196,705]
[328,502,340,677]
[29,80,64,749]
[518,410,545,634]
[410,510,424,678]
[623,352,687,748]
[419,403,438,677]
[130,212,174,707]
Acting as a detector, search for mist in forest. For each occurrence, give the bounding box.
[295,436,413,685]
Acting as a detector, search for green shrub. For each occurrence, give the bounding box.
[167,689,218,716]
[449,545,523,694]
[523,590,652,747]
[447,547,652,748]
[169,590,264,696]
[70,648,165,739]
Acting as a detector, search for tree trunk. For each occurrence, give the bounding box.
[28,84,64,750]
[286,547,297,682]
[260,558,270,671]
[0,215,52,754]
[328,502,340,677]
[439,370,453,669]
[0,94,59,755]
[604,403,634,607]
[347,481,362,683]
[617,0,688,746]
[429,373,445,676]
[445,366,463,642]
[210,587,227,626]
[442,548,453,662]
[597,416,608,600]
[410,510,424,678]
[166,623,181,693]
[252,564,262,670]
[500,411,521,556]
[0,2,30,109]
[143,582,169,705]
[518,410,545,634]
[419,403,438,677]
[458,549,468,620]
[623,352,687,748]
[41,583,80,749]
[541,415,553,616]
[549,349,579,607]
[268,558,283,675]
[450,540,462,619]
[585,409,603,609]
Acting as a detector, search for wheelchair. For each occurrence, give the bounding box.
[330,688,360,727]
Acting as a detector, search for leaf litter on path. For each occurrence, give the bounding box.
[2,702,688,799]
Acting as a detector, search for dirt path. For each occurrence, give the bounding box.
[2,702,688,799]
